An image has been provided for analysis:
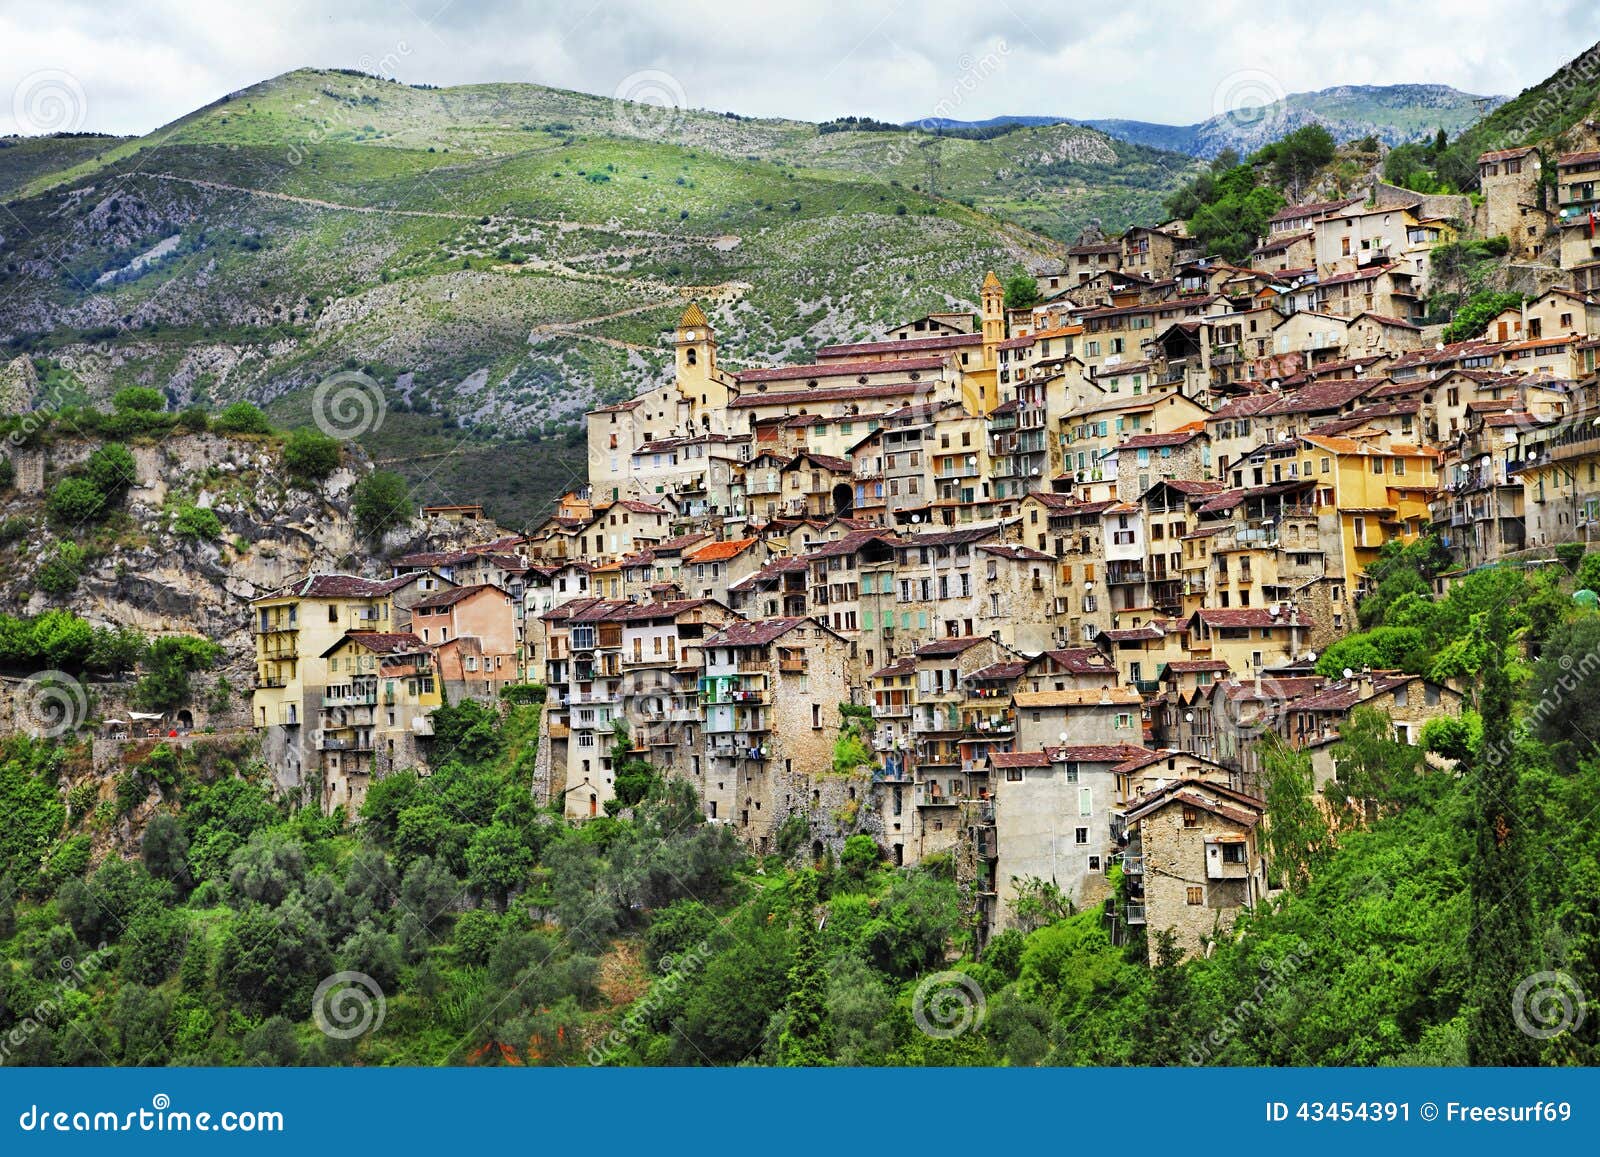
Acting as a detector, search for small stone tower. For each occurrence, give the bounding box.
[980,270,1006,369]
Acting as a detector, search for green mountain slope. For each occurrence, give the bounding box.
[0,69,1191,525]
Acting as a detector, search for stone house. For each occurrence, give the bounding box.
[697,616,852,853]
[1477,147,1549,261]
[1012,686,1144,751]
[1122,778,1268,960]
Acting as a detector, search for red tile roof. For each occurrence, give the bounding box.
[732,356,947,385]
[685,537,760,563]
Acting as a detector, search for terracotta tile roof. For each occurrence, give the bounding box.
[871,656,918,679]
[968,661,1029,681]
[976,544,1055,562]
[1268,197,1360,223]
[732,356,947,385]
[288,573,412,599]
[1031,648,1116,674]
[1317,264,1399,288]
[706,617,812,648]
[916,636,992,658]
[685,537,760,563]
[396,550,474,567]
[324,631,427,657]
[1192,607,1314,629]
[1120,429,1205,449]
[989,750,1053,769]
[810,528,901,558]
[819,332,979,360]
[1252,230,1313,253]
[412,583,507,609]
[1012,687,1142,707]
[1044,743,1151,763]
[1559,150,1600,167]
[1124,780,1265,827]
[1355,311,1421,330]
[1479,147,1536,163]
[1163,660,1232,673]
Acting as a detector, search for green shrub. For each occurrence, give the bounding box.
[1555,542,1584,572]
[35,541,87,595]
[47,476,105,524]
[172,502,223,541]
[281,427,341,484]
[352,469,412,539]
[213,401,271,435]
[84,443,136,499]
[112,386,166,412]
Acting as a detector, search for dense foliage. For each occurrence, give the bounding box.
[4,552,1600,1067]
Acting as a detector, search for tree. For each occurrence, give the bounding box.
[1258,124,1336,195]
[1259,733,1331,889]
[1003,274,1040,311]
[46,477,105,525]
[132,635,221,711]
[1143,929,1196,1065]
[213,401,271,435]
[84,443,137,500]
[352,469,412,540]
[466,821,535,908]
[1466,604,1539,1065]
[35,542,87,595]
[1443,290,1524,344]
[141,813,191,888]
[778,871,830,1066]
[283,426,342,484]
[113,386,165,412]
[1330,705,1425,812]
[1528,614,1600,771]
[1170,160,1286,264]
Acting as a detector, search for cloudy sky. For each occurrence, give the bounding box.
[5,0,1600,137]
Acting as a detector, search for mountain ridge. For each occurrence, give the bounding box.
[910,83,1505,159]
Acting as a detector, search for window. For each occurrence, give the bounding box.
[1075,826,1089,845]
[1006,768,1023,782]
[1221,842,1246,864]
[1182,806,1199,828]
[1186,886,1204,905]
[1078,786,1093,816]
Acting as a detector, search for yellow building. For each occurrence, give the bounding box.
[250,573,409,789]
[317,631,442,812]
[1300,430,1439,585]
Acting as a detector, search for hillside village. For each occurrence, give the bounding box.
[216,125,1600,960]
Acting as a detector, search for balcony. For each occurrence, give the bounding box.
[253,619,299,635]
[916,787,960,806]
[1125,904,1147,925]
[324,688,378,707]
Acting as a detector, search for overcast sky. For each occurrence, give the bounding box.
[5,0,1600,137]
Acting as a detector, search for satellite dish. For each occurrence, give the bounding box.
[1184,711,1195,723]
[1306,650,1317,662]
[1268,604,1280,617]
[1342,667,1355,680]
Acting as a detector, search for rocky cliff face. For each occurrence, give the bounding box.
[1,431,507,685]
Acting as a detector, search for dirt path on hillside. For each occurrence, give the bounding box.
[142,173,742,244]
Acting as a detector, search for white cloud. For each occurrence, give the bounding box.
[1,0,1596,137]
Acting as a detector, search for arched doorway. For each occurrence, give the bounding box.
[832,482,853,517]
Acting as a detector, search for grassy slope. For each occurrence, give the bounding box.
[0,70,1190,525]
